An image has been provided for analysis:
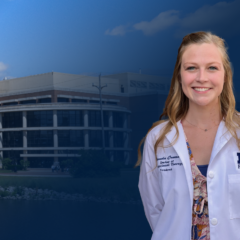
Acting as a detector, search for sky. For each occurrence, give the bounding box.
[1,0,240,93]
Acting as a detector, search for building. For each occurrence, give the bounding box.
[0,72,170,168]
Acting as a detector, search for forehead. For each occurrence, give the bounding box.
[181,43,223,64]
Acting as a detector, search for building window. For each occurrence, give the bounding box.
[58,150,80,154]
[88,111,108,127]
[2,112,22,128]
[89,130,102,147]
[2,102,18,106]
[113,131,124,148]
[27,130,54,147]
[88,130,109,147]
[113,112,124,128]
[130,80,147,88]
[58,130,84,147]
[106,102,117,105]
[39,98,51,103]
[57,98,69,102]
[3,150,23,163]
[28,157,53,168]
[28,150,54,154]
[57,110,83,126]
[3,131,23,147]
[89,100,100,104]
[72,99,87,103]
[104,131,110,147]
[27,111,53,127]
[20,100,36,105]
[88,111,101,127]
[103,111,109,127]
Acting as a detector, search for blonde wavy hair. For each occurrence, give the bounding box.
[135,31,240,167]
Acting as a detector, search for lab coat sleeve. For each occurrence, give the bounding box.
[138,137,164,232]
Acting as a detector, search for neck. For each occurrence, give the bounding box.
[184,101,222,128]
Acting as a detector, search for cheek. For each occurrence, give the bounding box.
[180,72,193,89]
[180,76,191,98]
[212,73,225,89]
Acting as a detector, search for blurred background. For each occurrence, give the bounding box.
[0,0,239,239]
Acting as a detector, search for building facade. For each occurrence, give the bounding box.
[0,72,170,168]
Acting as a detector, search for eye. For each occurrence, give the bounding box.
[209,66,218,70]
[186,66,196,71]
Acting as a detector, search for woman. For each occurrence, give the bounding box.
[136,31,240,240]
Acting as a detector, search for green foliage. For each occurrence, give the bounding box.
[69,150,122,178]
[2,158,13,170]
[0,190,11,198]
[60,159,73,169]
[2,158,29,171]
[12,186,24,196]
[0,174,141,201]
[20,160,30,170]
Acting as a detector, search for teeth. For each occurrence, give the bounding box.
[194,88,210,92]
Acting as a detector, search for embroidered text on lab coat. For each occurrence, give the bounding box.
[157,156,183,171]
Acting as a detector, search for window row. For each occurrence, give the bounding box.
[57,97,117,105]
[2,130,126,148]
[1,98,51,107]
[1,111,126,128]
[0,98,117,106]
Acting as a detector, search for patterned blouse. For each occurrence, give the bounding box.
[181,123,210,240]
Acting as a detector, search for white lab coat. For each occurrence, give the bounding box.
[139,120,240,240]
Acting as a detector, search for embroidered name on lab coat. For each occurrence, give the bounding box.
[157,156,182,171]
[233,151,240,170]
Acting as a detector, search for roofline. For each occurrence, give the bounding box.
[2,72,85,82]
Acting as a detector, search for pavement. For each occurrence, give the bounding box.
[0,168,71,177]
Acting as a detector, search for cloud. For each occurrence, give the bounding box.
[133,10,179,35]
[105,25,130,36]
[106,0,240,37]
[176,0,240,37]
[105,10,179,36]
[0,62,8,72]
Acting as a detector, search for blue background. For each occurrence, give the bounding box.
[0,0,239,239]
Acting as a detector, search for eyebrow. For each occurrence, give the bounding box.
[183,62,222,66]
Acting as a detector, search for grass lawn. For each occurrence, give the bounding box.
[0,169,141,201]
[0,170,12,173]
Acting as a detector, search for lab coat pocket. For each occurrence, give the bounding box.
[228,174,240,219]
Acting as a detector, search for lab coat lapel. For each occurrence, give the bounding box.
[165,120,193,204]
[209,120,232,165]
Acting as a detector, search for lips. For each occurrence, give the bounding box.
[193,87,211,91]
[192,87,212,93]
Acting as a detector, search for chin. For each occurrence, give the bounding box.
[190,96,219,107]
[193,101,217,107]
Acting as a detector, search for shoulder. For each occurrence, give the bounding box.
[145,120,169,146]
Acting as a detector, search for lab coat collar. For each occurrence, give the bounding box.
[210,119,233,165]
[165,120,193,205]
[165,119,233,207]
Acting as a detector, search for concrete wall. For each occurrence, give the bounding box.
[0,73,54,95]
[104,72,171,95]
[53,72,119,94]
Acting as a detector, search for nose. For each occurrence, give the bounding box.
[196,68,208,82]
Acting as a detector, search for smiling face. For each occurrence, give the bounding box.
[180,43,225,109]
